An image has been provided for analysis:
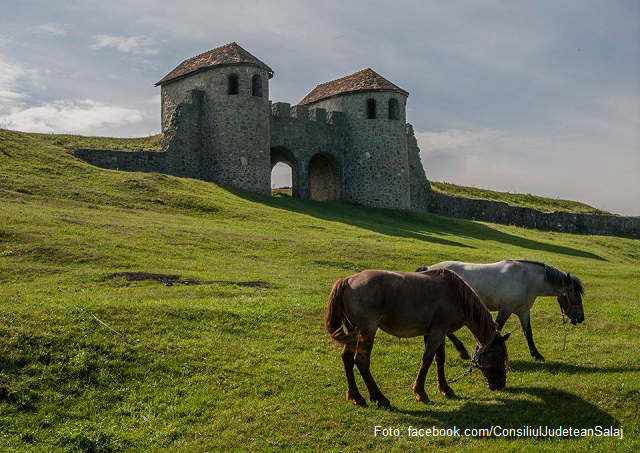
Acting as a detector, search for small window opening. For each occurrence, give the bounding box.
[366,98,376,119]
[388,98,399,120]
[228,74,239,95]
[252,74,263,97]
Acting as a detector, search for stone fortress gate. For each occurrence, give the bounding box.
[74,42,640,237]
[75,42,431,211]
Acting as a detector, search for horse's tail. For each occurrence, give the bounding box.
[325,278,358,344]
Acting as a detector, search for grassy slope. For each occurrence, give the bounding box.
[431,181,609,214]
[0,129,638,452]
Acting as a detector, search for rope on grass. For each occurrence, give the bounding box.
[89,312,255,376]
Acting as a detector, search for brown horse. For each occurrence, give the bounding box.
[325,269,510,407]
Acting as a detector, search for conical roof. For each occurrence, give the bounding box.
[155,42,273,86]
[299,68,408,105]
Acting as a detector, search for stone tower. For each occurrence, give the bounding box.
[156,42,273,194]
[298,69,411,210]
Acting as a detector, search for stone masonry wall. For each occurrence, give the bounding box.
[269,102,346,200]
[406,123,432,211]
[308,91,411,209]
[163,89,204,179]
[73,148,166,173]
[424,190,640,238]
[161,65,271,194]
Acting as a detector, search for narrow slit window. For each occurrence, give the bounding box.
[366,98,376,119]
[388,98,399,120]
[252,74,262,97]
[228,74,239,95]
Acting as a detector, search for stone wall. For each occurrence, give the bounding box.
[424,191,640,238]
[163,89,204,179]
[73,148,166,173]
[269,103,345,200]
[161,65,272,194]
[406,124,432,211]
[307,91,411,210]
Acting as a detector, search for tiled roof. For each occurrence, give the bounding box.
[155,42,273,86]
[299,68,408,105]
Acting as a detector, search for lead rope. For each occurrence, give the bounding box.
[448,364,474,384]
[562,313,568,351]
[559,296,568,351]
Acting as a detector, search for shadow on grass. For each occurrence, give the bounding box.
[235,190,606,261]
[510,360,640,374]
[388,386,618,429]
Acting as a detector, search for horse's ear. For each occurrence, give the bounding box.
[567,272,573,283]
[501,333,511,342]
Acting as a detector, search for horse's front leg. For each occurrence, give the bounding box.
[447,333,470,360]
[435,341,456,398]
[413,332,445,403]
[517,310,545,361]
[495,309,511,330]
[353,335,390,407]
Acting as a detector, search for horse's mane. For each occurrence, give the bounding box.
[508,259,584,295]
[436,269,497,342]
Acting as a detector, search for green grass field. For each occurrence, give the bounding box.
[1,129,638,452]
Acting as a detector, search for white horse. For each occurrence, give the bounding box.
[416,260,585,361]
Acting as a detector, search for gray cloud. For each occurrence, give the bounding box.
[0,99,148,134]
[34,24,67,36]
[92,35,160,55]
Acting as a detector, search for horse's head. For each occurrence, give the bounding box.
[473,331,511,391]
[557,273,585,325]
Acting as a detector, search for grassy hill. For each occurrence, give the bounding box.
[1,129,638,452]
[431,182,609,214]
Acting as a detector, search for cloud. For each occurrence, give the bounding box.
[0,55,38,110]
[92,35,159,55]
[35,24,67,36]
[416,127,640,216]
[144,94,161,105]
[0,99,148,134]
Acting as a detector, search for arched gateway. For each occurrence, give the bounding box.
[270,146,299,197]
[308,153,340,202]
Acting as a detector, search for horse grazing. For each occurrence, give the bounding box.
[325,269,510,407]
[417,260,585,361]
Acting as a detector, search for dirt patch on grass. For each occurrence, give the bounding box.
[106,272,269,288]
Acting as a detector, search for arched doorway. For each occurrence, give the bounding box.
[308,153,340,201]
[270,147,299,197]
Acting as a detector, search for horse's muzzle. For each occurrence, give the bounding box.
[570,314,584,325]
[488,380,506,391]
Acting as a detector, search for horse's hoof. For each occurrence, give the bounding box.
[375,397,391,408]
[347,393,366,406]
[533,354,545,362]
[459,351,471,360]
[439,387,456,399]
[415,393,430,403]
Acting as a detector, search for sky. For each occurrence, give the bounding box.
[0,1,638,215]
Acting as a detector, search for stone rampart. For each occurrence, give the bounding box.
[424,191,640,238]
